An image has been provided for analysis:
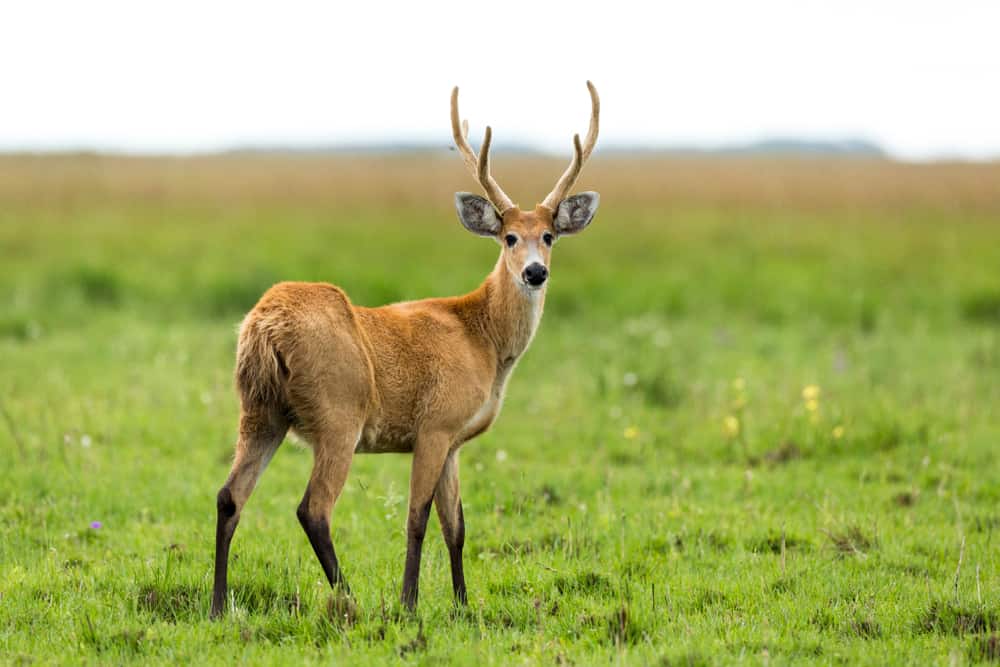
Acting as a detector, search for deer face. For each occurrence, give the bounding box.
[455,194,600,290]
[450,81,602,290]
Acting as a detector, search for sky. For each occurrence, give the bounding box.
[2,0,999,160]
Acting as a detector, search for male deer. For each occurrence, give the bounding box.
[211,82,601,617]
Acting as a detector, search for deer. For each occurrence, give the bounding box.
[210,82,601,618]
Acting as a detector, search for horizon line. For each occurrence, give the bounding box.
[1,138,998,164]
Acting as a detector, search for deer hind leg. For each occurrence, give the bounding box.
[401,432,453,611]
[434,451,467,605]
[296,415,363,594]
[211,404,288,618]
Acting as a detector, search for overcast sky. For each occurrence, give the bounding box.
[2,0,998,160]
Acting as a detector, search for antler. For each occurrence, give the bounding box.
[451,87,516,214]
[540,81,600,211]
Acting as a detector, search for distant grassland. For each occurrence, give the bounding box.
[3,153,1000,210]
[1,155,1000,664]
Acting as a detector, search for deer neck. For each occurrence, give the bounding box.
[479,251,545,366]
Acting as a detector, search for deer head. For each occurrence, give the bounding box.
[452,82,601,291]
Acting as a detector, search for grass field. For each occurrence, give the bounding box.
[2,154,1000,665]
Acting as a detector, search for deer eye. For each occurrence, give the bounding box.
[504,234,518,248]
[542,232,554,246]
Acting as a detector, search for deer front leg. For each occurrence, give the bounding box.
[435,451,467,605]
[400,432,452,611]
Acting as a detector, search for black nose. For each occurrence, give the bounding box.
[522,263,548,286]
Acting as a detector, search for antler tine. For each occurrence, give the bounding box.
[450,87,515,214]
[541,81,601,211]
[541,134,583,212]
[478,126,515,214]
[478,126,494,192]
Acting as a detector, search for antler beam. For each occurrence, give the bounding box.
[451,87,516,214]
[540,81,600,211]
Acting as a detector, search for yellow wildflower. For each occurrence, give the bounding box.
[805,399,819,413]
[832,425,845,440]
[623,426,640,440]
[723,415,740,438]
[802,385,821,402]
[731,377,746,392]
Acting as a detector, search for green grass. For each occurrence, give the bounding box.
[2,163,1000,665]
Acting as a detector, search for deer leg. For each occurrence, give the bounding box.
[401,432,452,611]
[211,407,287,619]
[296,426,360,593]
[434,451,467,605]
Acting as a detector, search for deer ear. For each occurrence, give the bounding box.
[455,193,501,237]
[554,192,600,235]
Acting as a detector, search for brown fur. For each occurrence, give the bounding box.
[240,206,554,452]
[212,205,560,615]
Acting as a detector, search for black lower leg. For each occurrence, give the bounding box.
[296,496,349,593]
[401,500,433,610]
[448,502,467,604]
[211,487,239,618]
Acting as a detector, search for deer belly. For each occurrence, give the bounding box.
[355,420,417,454]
